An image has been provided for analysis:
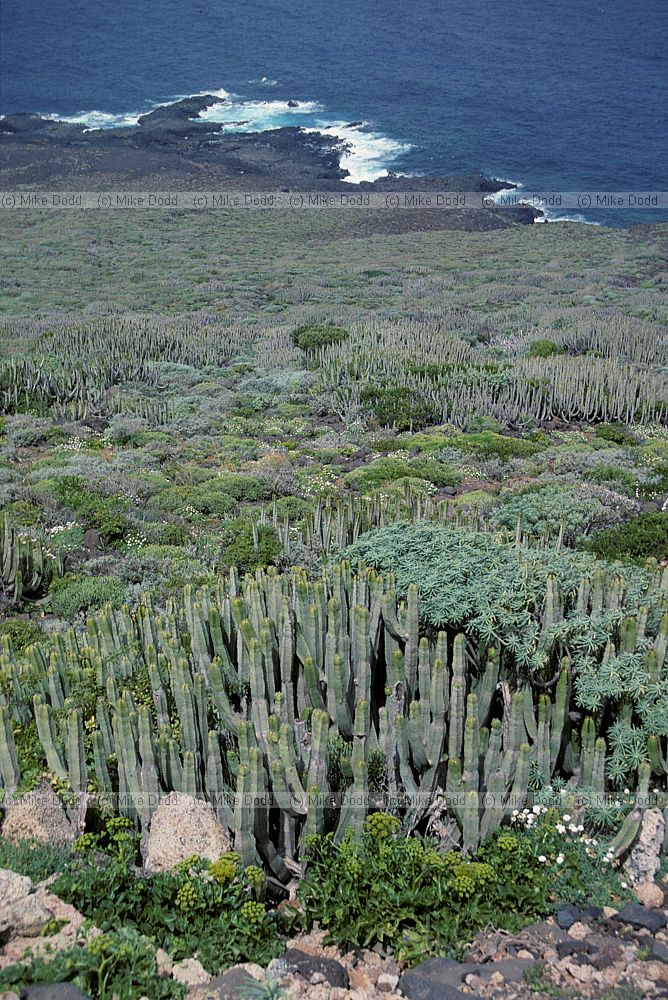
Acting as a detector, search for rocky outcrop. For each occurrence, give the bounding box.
[0,868,96,973]
[624,808,665,895]
[1,783,76,847]
[143,792,232,872]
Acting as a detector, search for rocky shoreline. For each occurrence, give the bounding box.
[0,95,539,231]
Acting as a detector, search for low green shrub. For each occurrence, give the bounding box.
[298,810,625,964]
[291,324,348,351]
[360,384,440,431]
[51,849,283,974]
[445,431,544,461]
[0,837,73,883]
[49,575,126,619]
[583,512,668,563]
[343,456,459,492]
[220,519,282,572]
[50,476,131,544]
[493,484,618,542]
[0,926,185,1000]
[527,338,565,358]
[0,619,43,650]
[595,423,639,446]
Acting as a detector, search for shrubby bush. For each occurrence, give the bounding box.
[0,619,43,650]
[299,810,625,964]
[492,484,625,542]
[343,456,459,492]
[291,324,349,351]
[220,518,282,572]
[527,338,566,358]
[583,512,668,563]
[360,383,440,431]
[49,574,127,620]
[595,423,639,446]
[345,521,654,673]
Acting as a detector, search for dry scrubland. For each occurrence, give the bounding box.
[1,211,668,998]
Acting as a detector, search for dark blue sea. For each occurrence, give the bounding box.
[2,0,667,224]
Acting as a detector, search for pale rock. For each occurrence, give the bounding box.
[624,808,665,888]
[0,869,31,907]
[309,972,326,984]
[517,948,535,959]
[603,906,618,919]
[568,921,590,940]
[155,948,173,975]
[4,893,54,936]
[377,972,400,991]
[567,962,595,984]
[349,968,373,992]
[171,957,210,987]
[236,962,265,981]
[488,971,505,986]
[144,792,232,871]
[636,881,665,909]
[1,782,76,847]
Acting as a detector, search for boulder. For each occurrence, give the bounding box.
[4,894,54,937]
[1,783,75,847]
[0,869,32,908]
[143,793,232,871]
[624,809,665,888]
[615,903,668,933]
[637,881,665,909]
[171,957,210,987]
[283,948,349,989]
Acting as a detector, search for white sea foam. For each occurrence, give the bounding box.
[302,122,411,183]
[29,85,410,181]
[40,109,143,129]
[197,97,323,129]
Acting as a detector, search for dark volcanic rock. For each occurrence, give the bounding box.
[556,904,583,929]
[615,903,668,932]
[21,987,92,1000]
[399,955,536,998]
[399,958,469,1000]
[283,947,349,988]
[204,969,257,998]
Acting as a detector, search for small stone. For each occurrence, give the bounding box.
[205,969,257,999]
[488,971,505,986]
[556,905,582,930]
[556,939,588,959]
[155,948,173,975]
[348,968,373,992]
[566,962,596,984]
[377,973,399,992]
[603,906,618,919]
[653,940,668,963]
[517,949,534,960]
[568,921,590,941]
[616,903,668,933]
[171,957,210,987]
[283,949,349,989]
[637,882,665,909]
[591,946,623,970]
[309,972,326,984]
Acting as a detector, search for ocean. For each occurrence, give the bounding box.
[2,0,667,224]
